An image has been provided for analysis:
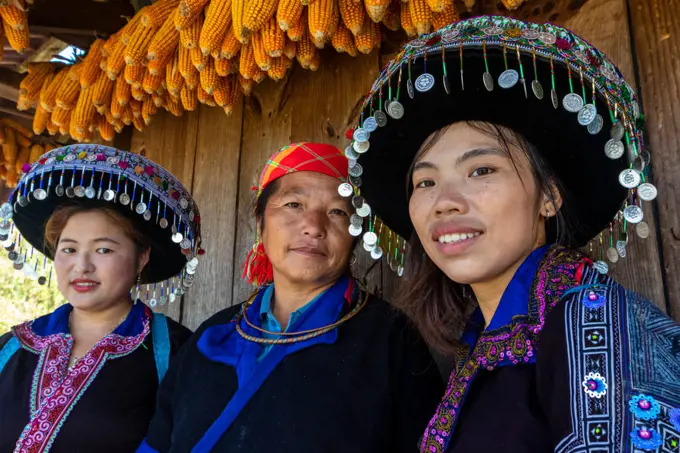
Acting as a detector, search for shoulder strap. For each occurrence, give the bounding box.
[151,313,170,383]
[0,336,20,375]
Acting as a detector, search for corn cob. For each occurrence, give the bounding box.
[124,63,145,87]
[166,52,185,95]
[253,67,266,83]
[99,57,108,72]
[2,127,17,166]
[33,104,50,135]
[79,39,105,88]
[400,2,416,36]
[179,12,202,48]
[124,24,156,66]
[219,26,241,59]
[180,84,197,110]
[179,43,198,80]
[424,0,445,13]
[92,72,115,108]
[132,84,149,101]
[130,99,142,118]
[184,71,199,89]
[262,17,285,57]
[296,29,315,68]
[199,0,232,56]
[408,0,431,35]
[251,32,272,71]
[287,11,306,41]
[45,120,58,136]
[354,19,380,54]
[242,0,278,41]
[70,87,97,140]
[331,22,357,56]
[39,68,68,112]
[51,107,70,127]
[164,95,183,116]
[98,116,115,142]
[147,14,180,66]
[199,56,219,94]
[15,133,30,148]
[132,114,146,132]
[214,57,232,76]
[431,0,458,31]
[106,40,127,79]
[142,97,159,124]
[223,78,239,115]
[0,5,26,31]
[2,118,33,139]
[283,38,296,59]
[102,29,123,57]
[95,103,109,115]
[239,44,258,79]
[148,55,166,76]
[143,70,164,94]
[382,0,400,31]
[196,83,211,104]
[174,0,210,30]
[501,0,524,9]
[338,0,365,35]
[20,63,53,99]
[19,70,53,111]
[113,122,124,134]
[141,0,181,28]
[364,0,390,23]
[111,97,125,118]
[61,121,74,138]
[121,14,143,45]
[276,0,303,31]
[232,0,249,44]
[212,77,229,107]
[15,146,29,174]
[29,144,44,163]
[308,0,335,44]
[5,166,17,188]
[56,66,82,110]
[190,45,208,70]
[121,103,133,125]
[267,56,289,80]
[238,74,253,96]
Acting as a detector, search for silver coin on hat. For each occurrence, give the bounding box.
[635,221,650,238]
[353,140,370,154]
[616,240,627,258]
[483,72,494,91]
[374,110,387,127]
[344,145,359,160]
[143,210,152,221]
[363,231,378,246]
[55,185,64,197]
[85,187,96,199]
[159,217,169,229]
[610,121,625,141]
[618,168,641,189]
[119,193,131,205]
[351,195,364,209]
[498,69,519,89]
[415,73,435,92]
[66,187,75,198]
[387,101,404,119]
[179,198,189,210]
[531,80,544,100]
[356,203,371,218]
[349,224,362,237]
[407,79,415,99]
[623,205,644,223]
[563,93,584,113]
[637,183,657,201]
[370,246,383,260]
[605,139,625,160]
[172,232,183,243]
[363,241,375,252]
[606,247,619,263]
[587,114,604,135]
[592,260,609,275]
[103,189,115,201]
[363,117,378,133]
[74,186,86,198]
[348,163,363,177]
[338,182,353,197]
[349,175,362,187]
[577,104,597,126]
[135,203,147,215]
[180,238,191,249]
[350,214,363,227]
[639,149,651,166]
[551,88,558,110]
[0,203,12,220]
[353,127,370,143]
[538,32,556,45]
[17,195,28,207]
[33,189,47,201]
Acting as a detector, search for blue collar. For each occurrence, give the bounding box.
[30,301,149,338]
[461,245,550,348]
[258,283,328,329]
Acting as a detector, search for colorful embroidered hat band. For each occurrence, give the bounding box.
[0,144,202,306]
[339,16,656,276]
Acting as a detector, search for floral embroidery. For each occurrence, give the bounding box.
[581,372,608,398]
[629,394,661,421]
[581,290,606,309]
[630,427,663,450]
[11,308,151,453]
[420,247,582,453]
[670,408,680,432]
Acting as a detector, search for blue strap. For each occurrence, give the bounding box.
[151,313,170,383]
[0,336,20,375]
[135,439,160,453]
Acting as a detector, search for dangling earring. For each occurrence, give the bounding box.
[134,273,141,304]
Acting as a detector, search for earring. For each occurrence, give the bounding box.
[134,274,141,304]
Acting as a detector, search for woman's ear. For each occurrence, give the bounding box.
[542,182,563,217]
[137,247,151,276]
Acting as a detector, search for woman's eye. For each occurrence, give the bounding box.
[470,167,495,177]
[285,202,302,208]
[414,179,435,189]
[60,248,75,254]
[330,209,348,217]
[97,248,112,254]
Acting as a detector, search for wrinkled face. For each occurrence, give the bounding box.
[409,122,549,285]
[261,172,354,287]
[54,211,149,310]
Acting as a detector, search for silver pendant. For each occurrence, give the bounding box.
[356,203,371,217]
[179,198,189,210]
[119,193,131,205]
[498,69,519,89]
[143,210,152,221]
[172,232,183,243]
[482,72,494,91]
[374,110,387,127]
[103,190,115,201]
[618,169,641,189]
[606,247,619,263]
[623,205,644,224]
[74,186,86,198]
[344,146,359,160]
[370,246,383,260]
[592,260,609,275]
[0,203,12,220]
[348,163,363,177]
[33,189,47,201]
[149,298,157,307]
[350,214,363,227]
[363,241,375,252]
[531,80,544,100]
[66,187,75,198]
[637,183,657,201]
[351,195,364,209]
[397,265,404,277]
[363,231,377,246]
[616,240,627,258]
[171,224,178,234]
[169,293,176,303]
[180,238,191,249]
[577,104,597,126]
[55,185,64,197]
[635,221,650,239]
[363,117,378,133]
[407,79,415,99]
[348,224,362,237]
[387,101,404,119]
[605,139,625,160]
[587,114,604,135]
[443,75,450,95]
[551,88,558,110]
[17,196,28,207]
[159,218,169,229]
[135,203,147,215]
[639,150,651,166]
[415,73,435,92]
[85,187,96,199]
[159,296,167,305]
[353,140,370,154]
[338,182,353,197]
[562,93,584,113]
[610,121,624,141]
[353,127,369,143]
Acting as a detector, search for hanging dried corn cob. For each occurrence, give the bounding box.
[296,29,315,68]
[331,22,358,56]
[251,32,272,71]
[354,19,380,54]
[147,14,180,69]
[110,97,125,119]
[224,76,241,115]
[180,13,202,48]
[124,23,157,66]
[99,116,115,142]
[141,0,180,27]
[408,0,431,35]
[45,120,58,136]
[425,0,445,14]
[132,84,149,101]
[239,44,259,79]
[232,0,248,44]
[164,95,183,116]
[382,1,400,31]
[51,107,70,127]
[142,97,159,124]
[212,77,231,107]
[501,0,524,10]
[122,15,144,45]
[364,0,390,23]
[124,63,144,88]
[214,57,232,76]
[200,0,232,56]
[262,18,285,57]
[175,0,210,30]
[56,65,82,110]
[80,39,105,88]
[130,99,143,119]
[283,38,296,59]
[102,29,123,57]
[0,5,27,31]
[32,104,50,135]
[2,127,17,168]
[0,128,4,145]
[277,0,303,31]
[199,56,219,94]
[308,0,336,46]
[14,146,29,174]
[242,0,279,42]
[220,27,241,59]
[287,11,306,42]
[431,0,458,31]
[106,40,128,79]
[179,45,199,80]
[2,118,33,139]
[338,0,365,35]
[190,45,208,70]
[29,144,44,163]
[400,2,416,36]
[15,133,30,148]
[166,52,185,95]
[39,68,69,112]
[3,22,28,54]
[267,56,289,80]
[92,72,115,110]
[196,83,212,104]
[133,114,146,132]
[120,104,133,126]
[143,69,164,94]
[180,84,197,110]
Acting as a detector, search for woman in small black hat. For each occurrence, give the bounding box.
[344,16,680,453]
[0,145,200,453]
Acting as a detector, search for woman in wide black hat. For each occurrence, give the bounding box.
[343,16,680,453]
[0,144,200,453]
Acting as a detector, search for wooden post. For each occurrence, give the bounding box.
[628,0,680,318]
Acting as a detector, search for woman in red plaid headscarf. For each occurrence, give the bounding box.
[139,143,444,453]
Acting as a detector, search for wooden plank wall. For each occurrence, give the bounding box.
[131,0,678,329]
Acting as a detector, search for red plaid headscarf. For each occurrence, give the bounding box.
[243,142,349,285]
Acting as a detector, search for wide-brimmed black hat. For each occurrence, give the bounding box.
[340,16,656,274]
[0,144,202,306]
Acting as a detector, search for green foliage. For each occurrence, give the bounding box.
[0,258,65,334]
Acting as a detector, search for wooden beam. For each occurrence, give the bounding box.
[0,106,32,120]
[628,0,680,319]
[0,67,22,102]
